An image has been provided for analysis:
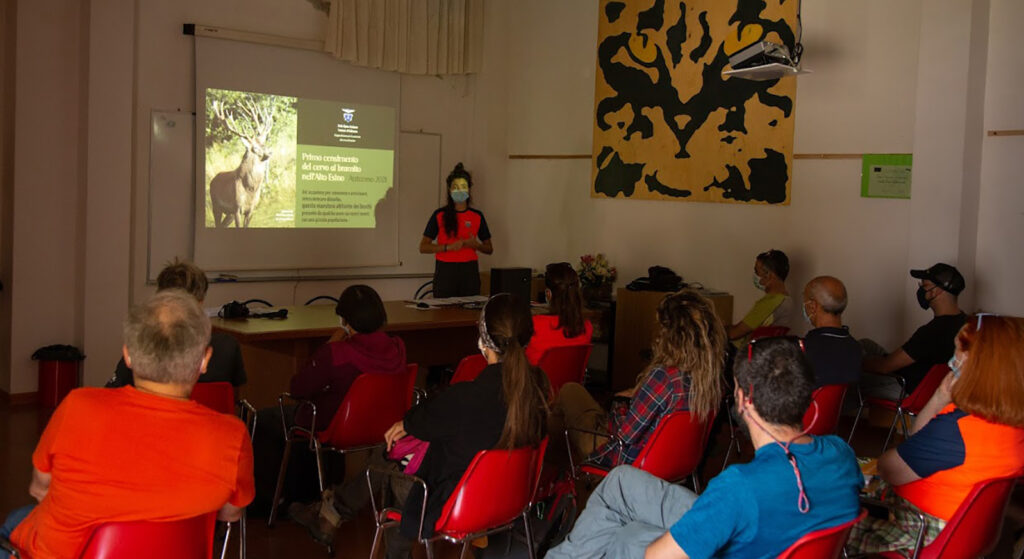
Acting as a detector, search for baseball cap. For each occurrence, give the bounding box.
[910,263,965,295]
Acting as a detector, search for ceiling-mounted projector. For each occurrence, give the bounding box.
[723,41,810,80]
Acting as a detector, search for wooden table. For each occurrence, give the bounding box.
[611,289,733,392]
[213,301,481,408]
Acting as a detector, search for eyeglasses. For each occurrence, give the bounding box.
[747,335,805,362]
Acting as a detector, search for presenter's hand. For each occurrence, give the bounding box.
[463,238,482,251]
[447,240,464,252]
[384,421,408,451]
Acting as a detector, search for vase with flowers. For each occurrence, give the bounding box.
[577,253,617,302]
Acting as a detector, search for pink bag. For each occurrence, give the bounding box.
[387,435,430,474]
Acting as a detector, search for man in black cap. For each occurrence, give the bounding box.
[861,263,967,400]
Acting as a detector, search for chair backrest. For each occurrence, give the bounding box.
[189,382,235,415]
[317,365,416,448]
[802,384,848,436]
[776,509,867,559]
[919,475,1018,559]
[902,364,950,413]
[450,354,488,385]
[79,513,216,559]
[750,325,789,341]
[537,344,593,398]
[632,409,715,483]
[433,439,548,539]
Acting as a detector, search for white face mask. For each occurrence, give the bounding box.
[753,273,766,291]
[338,317,353,335]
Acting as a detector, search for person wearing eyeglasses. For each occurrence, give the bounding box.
[727,249,801,347]
[546,338,863,559]
[801,276,862,387]
[846,315,1024,555]
[861,263,967,400]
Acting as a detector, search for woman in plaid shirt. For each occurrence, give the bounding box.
[558,289,727,468]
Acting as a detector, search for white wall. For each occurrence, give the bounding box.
[4,0,1023,395]
[975,0,1024,316]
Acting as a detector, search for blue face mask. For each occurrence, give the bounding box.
[948,355,964,378]
[450,190,470,203]
[752,273,765,291]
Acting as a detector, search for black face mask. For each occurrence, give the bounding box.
[916,286,931,310]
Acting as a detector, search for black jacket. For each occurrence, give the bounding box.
[400,363,507,538]
[106,331,247,387]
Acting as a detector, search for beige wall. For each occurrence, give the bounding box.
[3,0,1023,394]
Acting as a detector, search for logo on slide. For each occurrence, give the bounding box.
[342,108,355,123]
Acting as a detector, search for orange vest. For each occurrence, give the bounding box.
[895,404,1024,520]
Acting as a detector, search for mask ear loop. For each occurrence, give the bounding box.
[478,298,498,352]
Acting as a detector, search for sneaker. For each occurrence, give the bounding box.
[287,501,336,547]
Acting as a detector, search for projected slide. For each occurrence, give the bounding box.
[204,88,395,228]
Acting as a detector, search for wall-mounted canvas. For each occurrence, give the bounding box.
[592,0,798,204]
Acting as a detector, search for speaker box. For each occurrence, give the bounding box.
[489,267,532,306]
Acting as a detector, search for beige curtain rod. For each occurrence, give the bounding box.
[987,130,1024,137]
[184,23,325,52]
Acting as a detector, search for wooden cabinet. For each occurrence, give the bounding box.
[611,288,733,392]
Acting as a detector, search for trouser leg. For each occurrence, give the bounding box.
[557,382,609,461]
[545,466,697,559]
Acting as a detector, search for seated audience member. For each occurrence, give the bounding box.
[106,258,246,388]
[727,249,801,346]
[525,262,593,365]
[862,263,966,400]
[0,291,254,559]
[802,275,862,387]
[848,315,1024,554]
[251,285,406,513]
[546,338,863,559]
[558,289,724,469]
[376,293,550,558]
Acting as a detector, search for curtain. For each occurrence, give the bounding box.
[324,0,484,75]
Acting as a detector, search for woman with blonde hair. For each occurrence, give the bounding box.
[558,288,726,468]
[847,314,1024,554]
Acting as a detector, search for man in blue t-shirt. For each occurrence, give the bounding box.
[546,338,863,559]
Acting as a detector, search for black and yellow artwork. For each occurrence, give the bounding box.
[591,0,798,204]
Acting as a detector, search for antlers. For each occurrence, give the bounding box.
[212,96,275,143]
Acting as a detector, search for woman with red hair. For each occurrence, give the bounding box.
[847,314,1024,554]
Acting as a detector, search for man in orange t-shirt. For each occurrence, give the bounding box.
[1,290,254,559]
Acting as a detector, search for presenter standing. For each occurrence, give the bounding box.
[419,162,492,298]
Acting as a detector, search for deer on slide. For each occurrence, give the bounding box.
[209,99,275,227]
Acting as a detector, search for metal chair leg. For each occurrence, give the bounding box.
[425,541,435,559]
[239,509,246,559]
[313,440,327,493]
[692,473,702,494]
[881,411,901,454]
[268,438,294,527]
[459,541,470,559]
[847,398,864,444]
[219,522,232,559]
[523,511,537,559]
[369,524,384,559]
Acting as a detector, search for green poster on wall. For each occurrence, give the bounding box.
[861,154,913,199]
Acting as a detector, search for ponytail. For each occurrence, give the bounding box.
[480,293,550,449]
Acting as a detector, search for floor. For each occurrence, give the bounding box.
[1,399,1020,559]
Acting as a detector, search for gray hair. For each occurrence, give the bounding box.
[123,289,211,384]
[807,276,848,315]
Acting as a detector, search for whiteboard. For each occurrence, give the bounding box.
[147,110,443,281]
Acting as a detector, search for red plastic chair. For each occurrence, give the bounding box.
[802,384,849,436]
[79,512,222,559]
[268,364,418,529]
[450,354,487,385]
[876,475,1019,559]
[750,325,789,340]
[572,409,716,492]
[538,344,593,399]
[368,440,548,559]
[190,382,236,414]
[858,364,950,453]
[777,509,866,559]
